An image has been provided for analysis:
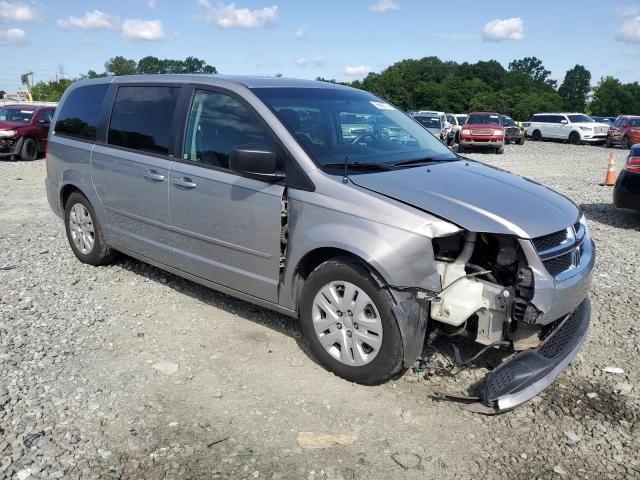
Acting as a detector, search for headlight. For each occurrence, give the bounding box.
[577,214,589,239]
[0,130,17,138]
[493,129,503,136]
[461,129,471,135]
[579,127,592,131]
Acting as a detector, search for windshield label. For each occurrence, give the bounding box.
[370,101,395,110]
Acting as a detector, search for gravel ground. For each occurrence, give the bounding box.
[1,141,639,480]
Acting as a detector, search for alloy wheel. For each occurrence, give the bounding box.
[69,203,95,255]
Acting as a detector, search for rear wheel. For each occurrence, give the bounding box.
[64,192,116,266]
[20,138,38,161]
[299,258,404,385]
[532,130,542,141]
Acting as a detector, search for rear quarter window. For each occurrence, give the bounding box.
[55,84,109,141]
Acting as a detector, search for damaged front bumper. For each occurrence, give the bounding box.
[0,136,22,158]
[481,298,590,412]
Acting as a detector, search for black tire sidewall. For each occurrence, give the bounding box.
[64,192,110,266]
[299,259,404,385]
[21,138,37,161]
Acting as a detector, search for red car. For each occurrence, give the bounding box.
[457,111,505,154]
[0,104,56,161]
[606,115,640,149]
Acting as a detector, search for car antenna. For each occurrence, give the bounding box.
[342,153,349,184]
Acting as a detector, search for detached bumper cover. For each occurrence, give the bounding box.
[481,298,590,411]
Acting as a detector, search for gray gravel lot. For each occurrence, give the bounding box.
[1,141,639,479]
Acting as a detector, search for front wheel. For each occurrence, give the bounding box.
[20,138,38,161]
[517,137,525,145]
[299,258,404,385]
[532,130,542,141]
[623,136,632,149]
[569,131,581,145]
[64,192,116,266]
[496,146,505,154]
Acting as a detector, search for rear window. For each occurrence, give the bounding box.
[107,86,180,156]
[55,84,109,140]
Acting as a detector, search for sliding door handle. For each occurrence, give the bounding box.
[144,170,165,182]
[173,177,197,189]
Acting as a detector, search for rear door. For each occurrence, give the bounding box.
[91,84,182,265]
[169,87,284,302]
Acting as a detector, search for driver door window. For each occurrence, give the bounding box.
[183,90,275,170]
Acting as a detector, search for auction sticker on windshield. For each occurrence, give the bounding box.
[370,101,395,110]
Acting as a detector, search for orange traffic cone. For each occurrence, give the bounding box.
[599,152,617,186]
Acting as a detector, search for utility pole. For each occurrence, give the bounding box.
[20,72,33,102]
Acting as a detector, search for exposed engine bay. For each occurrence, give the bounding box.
[431,230,540,350]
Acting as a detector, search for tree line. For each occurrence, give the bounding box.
[11,54,640,120]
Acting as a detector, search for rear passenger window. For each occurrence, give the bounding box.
[108,86,180,156]
[55,84,108,140]
[183,90,275,169]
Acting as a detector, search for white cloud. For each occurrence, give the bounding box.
[121,18,165,41]
[57,10,117,30]
[0,1,41,21]
[344,65,371,78]
[295,27,305,38]
[296,56,324,67]
[148,0,157,8]
[617,16,640,43]
[369,0,399,13]
[197,0,278,29]
[482,17,525,42]
[617,5,640,16]
[0,27,27,45]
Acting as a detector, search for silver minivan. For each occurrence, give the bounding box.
[46,75,594,412]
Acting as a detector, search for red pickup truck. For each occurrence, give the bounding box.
[0,104,56,161]
[457,111,505,154]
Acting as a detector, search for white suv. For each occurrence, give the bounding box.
[527,113,609,144]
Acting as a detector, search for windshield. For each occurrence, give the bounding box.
[252,87,457,168]
[466,113,501,125]
[0,108,34,123]
[501,116,516,126]
[456,115,467,125]
[415,116,442,129]
[567,114,593,123]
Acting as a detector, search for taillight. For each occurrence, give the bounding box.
[625,155,640,173]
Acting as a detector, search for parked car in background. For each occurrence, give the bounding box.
[0,104,55,160]
[413,112,449,143]
[445,113,462,145]
[613,144,640,213]
[454,114,467,126]
[458,112,505,154]
[606,116,640,149]
[527,113,609,145]
[45,75,594,412]
[501,115,525,145]
[591,116,617,126]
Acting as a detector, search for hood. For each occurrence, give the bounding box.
[464,122,502,130]
[0,120,25,130]
[350,160,580,239]
[426,127,442,135]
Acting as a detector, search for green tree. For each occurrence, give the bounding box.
[0,90,5,99]
[508,57,557,88]
[558,65,591,111]
[30,79,74,102]
[104,56,138,76]
[590,76,633,116]
[137,56,165,74]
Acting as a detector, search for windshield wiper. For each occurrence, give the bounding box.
[321,162,395,171]
[392,157,456,167]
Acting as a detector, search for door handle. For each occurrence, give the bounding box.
[173,177,197,189]
[144,170,165,182]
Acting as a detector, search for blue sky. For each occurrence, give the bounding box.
[1,0,639,92]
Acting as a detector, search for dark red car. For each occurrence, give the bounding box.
[606,115,640,149]
[0,104,56,160]
[457,111,505,154]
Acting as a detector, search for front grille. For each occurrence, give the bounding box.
[532,230,567,252]
[543,252,574,276]
[506,127,520,135]
[470,129,494,135]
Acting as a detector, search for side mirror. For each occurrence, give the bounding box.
[229,146,283,178]
[38,119,50,126]
[560,119,568,125]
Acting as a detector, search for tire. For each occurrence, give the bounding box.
[605,136,612,148]
[517,137,525,145]
[623,136,631,149]
[532,130,542,141]
[457,145,465,154]
[20,137,38,161]
[299,257,404,385]
[496,146,504,154]
[64,192,116,266]
[569,131,581,145]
